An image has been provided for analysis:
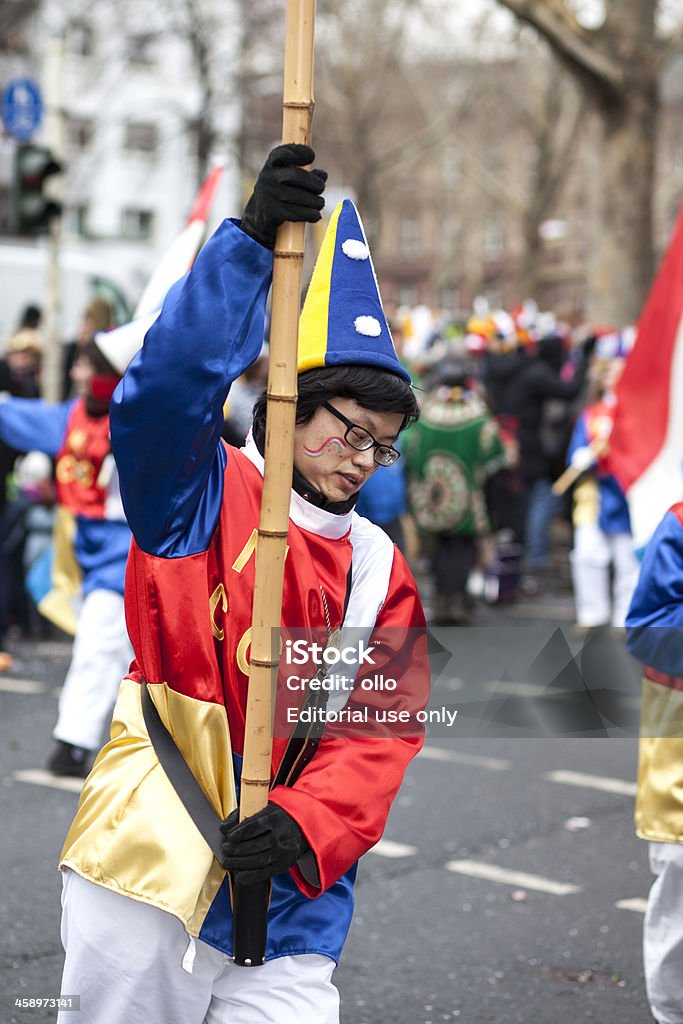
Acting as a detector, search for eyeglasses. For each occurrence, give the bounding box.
[322,402,401,467]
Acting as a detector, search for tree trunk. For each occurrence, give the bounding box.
[587,83,658,324]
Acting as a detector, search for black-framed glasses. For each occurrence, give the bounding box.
[322,402,401,467]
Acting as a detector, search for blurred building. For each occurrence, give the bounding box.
[0,0,241,338]
[2,5,683,331]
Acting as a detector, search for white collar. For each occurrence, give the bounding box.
[241,434,353,540]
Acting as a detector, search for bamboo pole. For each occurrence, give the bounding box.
[240,0,316,821]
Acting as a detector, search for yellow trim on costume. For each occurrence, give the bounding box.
[572,478,600,528]
[38,506,82,636]
[297,202,341,373]
[60,679,236,936]
[636,677,683,843]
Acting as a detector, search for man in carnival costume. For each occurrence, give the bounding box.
[57,145,429,1024]
[0,338,133,776]
[626,510,683,1024]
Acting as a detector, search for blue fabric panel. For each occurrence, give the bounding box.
[626,509,683,675]
[355,463,407,524]
[0,398,73,457]
[110,219,273,558]
[597,475,631,535]
[199,753,356,963]
[74,518,131,595]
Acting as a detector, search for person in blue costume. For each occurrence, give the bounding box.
[0,340,132,775]
[627,504,683,1024]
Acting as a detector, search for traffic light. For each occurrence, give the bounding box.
[11,143,62,235]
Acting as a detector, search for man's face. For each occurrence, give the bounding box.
[293,397,403,503]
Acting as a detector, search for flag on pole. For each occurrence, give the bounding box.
[95,161,225,374]
[609,205,683,553]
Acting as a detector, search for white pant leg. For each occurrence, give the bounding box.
[58,871,340,1024]
[58,870,221,1024]
[206,952,339,1024]
[644,842,683,1024]
[609,531,640,627]
[53,589,134,751]
[570,523,611,627]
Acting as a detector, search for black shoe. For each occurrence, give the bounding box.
[47,741,91,778]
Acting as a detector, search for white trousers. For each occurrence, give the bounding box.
[644,841,683,1024]
[570,524,640,627]
[53,589,134,751]
[58,871,340,1024]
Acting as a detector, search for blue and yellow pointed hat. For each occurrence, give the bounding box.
[298,200,411,383]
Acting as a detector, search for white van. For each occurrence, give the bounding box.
[0,239,137,345]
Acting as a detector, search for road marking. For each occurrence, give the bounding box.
[615,897,648,914]
[545,769,637,797]
[446,859,581,895]
[483,680,572,699]
[419,746,512,771]
[0,677,46,694]
[13,769,84,794]
[371,838,418,858]
[506,604,574,621]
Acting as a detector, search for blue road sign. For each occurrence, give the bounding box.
[2,78,43,141]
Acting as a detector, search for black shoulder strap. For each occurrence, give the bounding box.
[141,684,223,858]
[272,563,353,790]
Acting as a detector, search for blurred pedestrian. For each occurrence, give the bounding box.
[0,337,132,775]
[626,506,683,1024]
[566,353,639,629]
[509,332,588,589]
[0,311,44,667]
[61,297,114,399]
[405,357,506,624]
[355,456,415,556]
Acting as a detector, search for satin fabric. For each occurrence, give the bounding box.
[61,678,236,937]
[627,504,683,843]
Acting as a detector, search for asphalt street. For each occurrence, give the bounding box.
[0,588,654,1024]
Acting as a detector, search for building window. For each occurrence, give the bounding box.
[68,205,89,236]
[128,33,156,65]
[399,215,420,257]
[123,122,159,155]
[673,142,683,175]
[442,145,462,188]
[67,117,95,150]
[69,21,94,57]
[121,208,154,240]
[483,220,505,260]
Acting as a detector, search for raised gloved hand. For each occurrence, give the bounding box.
[219,803,309,884]
[241,144,327,250]
[570,445,597,473]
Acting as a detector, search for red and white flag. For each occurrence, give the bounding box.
[95,162,225,375]
[609,205,683,552]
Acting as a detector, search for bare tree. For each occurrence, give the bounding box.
[495,0,683,323]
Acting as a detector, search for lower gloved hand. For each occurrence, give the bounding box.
[219,803,309,884]
[241,144,327,250]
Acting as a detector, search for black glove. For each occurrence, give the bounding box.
[219,803,309,884]
[241,144,327,250]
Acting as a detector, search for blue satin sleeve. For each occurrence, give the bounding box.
[0,397,73,457]
[626,509,683,675]
[566,412,588,466]
[110,219,273,557]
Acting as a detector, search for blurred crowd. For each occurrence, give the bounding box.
[0,292,638,676]
[342,298,637,627]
